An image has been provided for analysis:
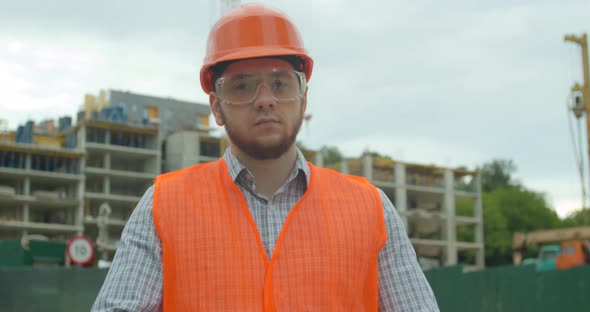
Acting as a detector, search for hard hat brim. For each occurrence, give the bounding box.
[200,46,313,94]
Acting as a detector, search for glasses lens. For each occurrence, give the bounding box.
[219,70,303,104]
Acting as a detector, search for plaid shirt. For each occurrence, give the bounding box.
[92,149,439,311]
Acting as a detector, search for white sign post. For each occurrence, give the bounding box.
[66,236,95,266]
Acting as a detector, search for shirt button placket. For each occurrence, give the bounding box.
[267,197,279,257]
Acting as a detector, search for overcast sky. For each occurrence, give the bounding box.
[1,0,589,217]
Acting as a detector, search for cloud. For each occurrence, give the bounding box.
[524,175,585,218]
[0,0,589,214]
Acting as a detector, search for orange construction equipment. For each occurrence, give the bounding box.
[200,3,314,94]
[512,226,590,264]
[555,240,590,270]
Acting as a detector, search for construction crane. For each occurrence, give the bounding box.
[513,226,590,264]
[210,0,241,27]
[565,33,590,222]
[220,0,240,15]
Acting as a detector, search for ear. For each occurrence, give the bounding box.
[209,92,225,126]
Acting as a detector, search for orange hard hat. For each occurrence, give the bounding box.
[200,3,314,94]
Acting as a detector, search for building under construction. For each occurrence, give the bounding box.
[0,89,483,270]
[0,118,85,240]
[0,90,215,257]
[323,155,484,270]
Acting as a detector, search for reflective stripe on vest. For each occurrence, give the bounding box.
[153,159,387,311]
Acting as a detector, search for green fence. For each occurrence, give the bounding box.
[0,240,66,267]
[427,265,590,312]
[0,267,106,312]
[1,264,589,311]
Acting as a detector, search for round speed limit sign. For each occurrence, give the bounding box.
[66,236,95,266]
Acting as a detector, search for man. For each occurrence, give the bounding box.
[92,3,439,311]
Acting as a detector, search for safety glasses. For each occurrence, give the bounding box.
[215,69,306,105]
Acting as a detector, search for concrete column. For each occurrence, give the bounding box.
[77,127,86,148]
[444,169,457,265]
[155,150,162,175]
[155,133,162,174]
[341,159,349,174]
[74,157,86,235]
[105,129,111,145]
[76,177,86,234]
[474,172,485,268]
[315,152,324,167]
[23,177,30,196]
[363,153,373,181]
[77,127,87,235]
[104,176,111,195]
[103,152,111,197]
[20,173,31,228]
[104,153,111,170]
[25,154,31,170]
[23,203,30,223]
[394,163,408,231]
[197,134,201,167]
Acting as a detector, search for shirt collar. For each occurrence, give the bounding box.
[222,147,311,186]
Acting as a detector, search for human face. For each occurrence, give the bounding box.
[210,58,308,160]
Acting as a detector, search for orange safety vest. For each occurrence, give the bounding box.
[153,159,387,311]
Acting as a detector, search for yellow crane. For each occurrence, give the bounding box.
[513,226,590,264]
[565,33,590,222]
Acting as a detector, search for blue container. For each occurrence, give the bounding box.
[59,116,72,131]
[16,126,24,143]
[24,121,34,143]
[536,245,560,272]
[100,107,112,121]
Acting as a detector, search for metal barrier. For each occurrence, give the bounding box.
[1,264,590,311]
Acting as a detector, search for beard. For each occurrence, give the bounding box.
[220,108,303,160]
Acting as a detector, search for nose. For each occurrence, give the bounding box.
[254,84,276,110]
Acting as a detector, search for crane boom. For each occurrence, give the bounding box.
[513,226,590,264]
[219,0,241,16]
[565,33,590,223]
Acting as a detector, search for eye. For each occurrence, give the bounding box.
[272,80,288,89]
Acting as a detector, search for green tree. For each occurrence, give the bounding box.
[365,151,394,161]
[487,187,560,233]
[456,199,476,241]
[480,159,518,192]
[482,201,513,265]
[319,145,343,166]
[561,208,590,227]
[474,159,562,266]
[483,186,560,266]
